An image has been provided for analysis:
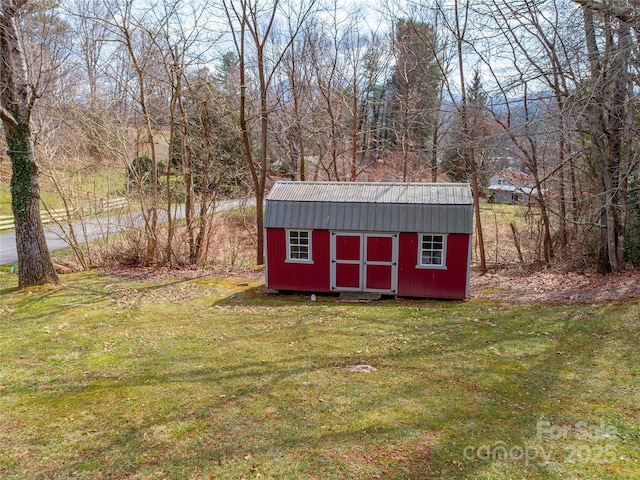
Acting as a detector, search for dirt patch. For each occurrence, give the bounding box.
[99,263,640,305]
[101,264,264,284]
[102,264,219,282]
[470,268,640,304]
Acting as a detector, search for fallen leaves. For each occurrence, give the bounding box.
[471,269,640,303]
[106,282,207,307]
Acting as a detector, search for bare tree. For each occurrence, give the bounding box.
[82,0,197,264]
[581,4,636,271]
[0,0,59,287]
[430,0,488,271]
[301,4,387,181]
[181,69,246,264]
[223,0,315,265]
[388,18,441,181]
[69,0,108,108]
[341,14,388,181]
[307,11,346,180]
[482,0,594,267]
[267,26,310,181]
[143,0,215,265]
[283,38,309,181]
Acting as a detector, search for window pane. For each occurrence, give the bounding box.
[420,234,445,266]
[288,230,311,261]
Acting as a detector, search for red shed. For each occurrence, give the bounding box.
[264,181,473,299]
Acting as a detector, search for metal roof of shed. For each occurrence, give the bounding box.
[265,182,473,234]
[267,181,472,205]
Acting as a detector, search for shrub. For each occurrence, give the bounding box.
[126,156,159,194]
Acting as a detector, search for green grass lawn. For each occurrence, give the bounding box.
[0,271,638,479]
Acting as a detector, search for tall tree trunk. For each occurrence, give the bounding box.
[350,77,358,181]
[225,0,313,265]
[401,83,409,182]
[430,105,440,182]
[554,79,568,257]
[165,52,182,266]
[583,7,630,271]
[454,0,486,273]
[289,52,307,181]
[257,35,270,265]
[175,79,195,262]
[229,0,265,265]
[7,125,59,287]
[123,27,159,264]
[0,0,58,287]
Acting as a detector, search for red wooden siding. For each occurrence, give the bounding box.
[397,233,470,299]
[266,229,330,291]
[267,228,470,299]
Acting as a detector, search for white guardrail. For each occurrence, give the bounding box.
[0,197,128,232]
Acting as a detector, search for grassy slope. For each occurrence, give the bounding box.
[0,183,12,215]
[0,183,77,216]
[0,168,127,217]
[0,271,638,479]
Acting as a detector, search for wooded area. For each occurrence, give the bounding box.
[1,0,638,286]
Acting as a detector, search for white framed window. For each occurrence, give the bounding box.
[287,230,312,262]
[418,234,447,268]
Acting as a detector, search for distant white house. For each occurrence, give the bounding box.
[487,168,543,204]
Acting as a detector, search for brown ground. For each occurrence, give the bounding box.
[469,267,640,304]
[92,263,640,305]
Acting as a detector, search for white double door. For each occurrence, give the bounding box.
[330,232,398,294]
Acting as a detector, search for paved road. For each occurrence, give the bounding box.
[0,199,255,266]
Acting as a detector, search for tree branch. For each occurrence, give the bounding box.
[0,105,18,131]
[572,0,640,25]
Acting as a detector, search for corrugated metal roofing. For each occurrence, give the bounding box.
[265,181,473,234]
[266,181,473,205]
